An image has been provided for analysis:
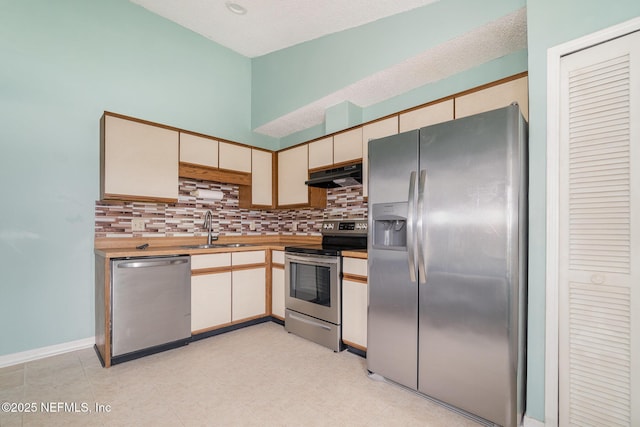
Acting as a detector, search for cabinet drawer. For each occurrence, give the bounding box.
[272,250,285,265]
[191,253,231,270]
[343,257,368,277]
[232,250,266,265]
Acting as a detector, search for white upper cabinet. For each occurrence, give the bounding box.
[179,132,218,168]
[308,136,333,169]
[101,113,179,202]
[362,116,399,197]
[455,76,529,121]
[333,127,363,164]
[251,149,273,206]
[278,144,309,206]
[399,99,454,132]
[219,141,252,173]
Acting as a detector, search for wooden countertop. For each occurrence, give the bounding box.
[342,250,367,259]
[95,235,367,259]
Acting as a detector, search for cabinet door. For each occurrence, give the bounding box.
[271,267,285,319]
[455,76,529,121]
[179,132,218,168]
[102,114,179,202]
[278,145,309,206]
[219,141,251,173]
[333,128,363,164]
[557,32,638,426]
[342,279,368,349]
[191,272,232,332]
[308,137,333,169]
[251,149,273,206]
[232,268,266,321]
[399,100,454,132]
[362,117,399,197]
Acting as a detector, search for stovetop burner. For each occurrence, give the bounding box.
[285,220,368,256]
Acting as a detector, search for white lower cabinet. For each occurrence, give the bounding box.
[271,267,285,319]
[341,257,368,350]
[342,279,368,349]
[191,272,232,332]
[232,268,266,321]
[191,251,267,332]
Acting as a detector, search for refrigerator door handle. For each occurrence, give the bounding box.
[406,171,418,283]
[417,169,427,283]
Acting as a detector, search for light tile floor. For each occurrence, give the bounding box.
[0,322,480,426]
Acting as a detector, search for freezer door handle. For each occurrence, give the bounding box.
[406,171,418,282]
[417,169,427,283]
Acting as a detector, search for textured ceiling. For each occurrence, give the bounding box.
[130,0,440,58]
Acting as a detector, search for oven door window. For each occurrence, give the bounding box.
[289,262,331,307]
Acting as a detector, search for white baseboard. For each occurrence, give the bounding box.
[0,337,95,368]
[523,415,546,427]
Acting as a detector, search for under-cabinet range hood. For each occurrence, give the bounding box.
[305,163,362,188]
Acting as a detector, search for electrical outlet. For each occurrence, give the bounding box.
[249,221,256,231]
[131,218,145,232]
[292,221,298,231]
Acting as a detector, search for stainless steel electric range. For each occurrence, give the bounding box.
[284,220,368,351]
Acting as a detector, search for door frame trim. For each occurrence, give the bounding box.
[545,16,640,427]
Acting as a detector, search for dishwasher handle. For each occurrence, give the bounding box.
[116,258,189,269]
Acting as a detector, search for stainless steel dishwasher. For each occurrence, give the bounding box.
[111,255,191,363]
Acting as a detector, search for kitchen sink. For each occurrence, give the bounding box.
[181,243,254,249]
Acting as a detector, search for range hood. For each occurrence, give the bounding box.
[305,163,362,188]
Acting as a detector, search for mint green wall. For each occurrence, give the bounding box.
[526,1,640,421]
[252,0,525,135]
[0,0,258,356]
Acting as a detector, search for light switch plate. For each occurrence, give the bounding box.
[131,218,145,232]
[249,221,256,231]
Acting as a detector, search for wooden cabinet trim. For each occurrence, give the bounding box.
[342,340,367,352]
[308,159,361,174]
[101,193,178,204]
[192,266,233,276]
[179,162,251,186]
[343,273,368,284]
[271,263,284,269]
[232,263,267,272]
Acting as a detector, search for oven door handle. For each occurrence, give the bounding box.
[284,253,339,267]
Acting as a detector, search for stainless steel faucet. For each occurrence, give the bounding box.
[203,210,218,244]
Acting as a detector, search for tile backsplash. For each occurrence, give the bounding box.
[95,178,367,238]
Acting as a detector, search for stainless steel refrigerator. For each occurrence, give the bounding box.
[367,104,527,427]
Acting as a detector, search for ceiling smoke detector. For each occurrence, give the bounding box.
[225,2,247,15]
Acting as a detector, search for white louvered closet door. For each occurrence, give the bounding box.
[559,30,639,426]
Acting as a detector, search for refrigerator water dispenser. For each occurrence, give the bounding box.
[372,202,408,250]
